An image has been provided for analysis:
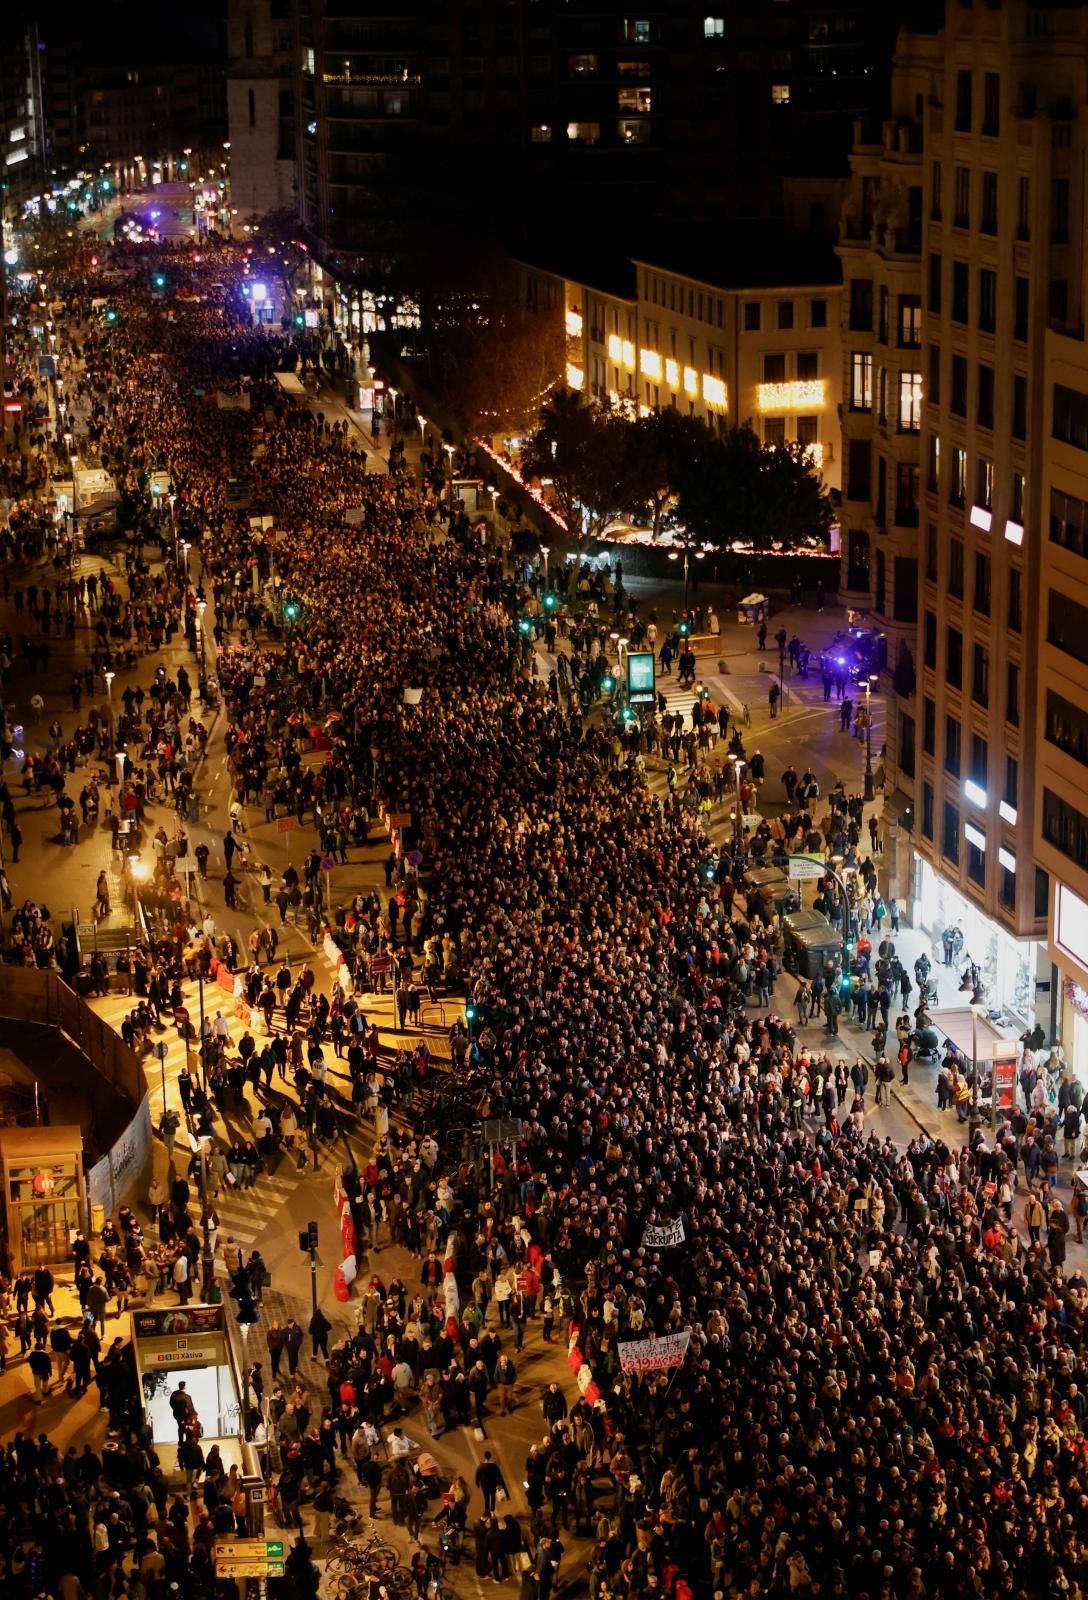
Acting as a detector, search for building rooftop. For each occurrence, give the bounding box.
[632,228,843,293]
[517,245,636,302]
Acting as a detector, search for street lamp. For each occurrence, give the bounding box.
[387,386,398,443]
[417,414,427,448]
[443,443,455,506]
[196,599,208,696]
[863,673,878,802]
[667,545,705,612]
[104,670,115,744]
[541,544,550,583]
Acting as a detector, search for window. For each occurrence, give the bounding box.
[947,625,963,688]
[879,286,889,345]
[623,18,652,43]
[1004,754,1018,812]
[1046,689,1088,768]
[703,15,725,36]
[811,297,827,328]
[955,69,972,132]
[951,446,967,507]
[923,696,936,754]
[1051,487,1088,556]
[967,832,986,888]
[878,367,887,427]
[979,268,996,333]
[1017,175,1030,241]
[977,363,994,429]
[530,124,552,142]
[771,83,790,105]
[898,372,922,432]
[1008,567,1022,632]
[617,86,651,111]
[796,352,819,381]
[976,457,993,510]
[1054,383,1088,451]
[898,294,921,347]
[927,434,940,493]
[850,279,873,332]
[847,439,871,500]
[928,252,942,314]
[944,715,961,777]
[948,538,964,599]
[1013,375,1027,440]
[1042,788,1088,873]
[1000,863,1016,912]
[1014,276,1028,341]
[981,172,998,234]
[928,344,941,407]
[1006,661,1019,727]
[743,302,760,331]
[763,352,786,383]
[974,552,991,615]
[850,351,872,411]
[924,609,937,669]
[954,167,970,228]
[1011,471,1025,523]
[926,522,938,581]
[764,417,786,446]
[1053,177,1070,243]
[567,122,601,143]
[1036,868,1050,922]
[952,260,969,323]
[983,71,1000,136]
[971,643,989,707]
[797,415,818,449]
[943,801,960,866]
[922,781,934,841]
[1049,589,1088,667]
[777,299,794,330]
[895,464,919,525]
[618,119,650,143]
[900,713,916,778]
[930,160,942,221]
[569,53,599,73]
[951,354,968,417]
[1050,279,1069,326]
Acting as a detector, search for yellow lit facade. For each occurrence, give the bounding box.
[517,252,842,488]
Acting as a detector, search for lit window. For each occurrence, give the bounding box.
[617,87,651,113]
[757,379,826,412]
[640,349,662,380]
[898,371,922,432]
[665,358,679,388]
[566,364,584,390]
[704,16,725,37]
[702,374,726,408]
[567,122,601,144]
[565,309,583,337]
[683,366,698,396]
[568,54,598,74]
[531,125,552,143]
[618,120,651,144]
[772,84,791,105]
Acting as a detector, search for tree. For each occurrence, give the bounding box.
[522,389,635,542]
[621,410,712,540]
[676,426,833,551]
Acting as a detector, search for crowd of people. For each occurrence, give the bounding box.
[0,230,1085,1600]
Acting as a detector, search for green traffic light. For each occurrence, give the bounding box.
[105,309,118,323]
[678,621,690,636]
[153,274,166,289]
[518,619,531,634]
[101,178,112,191]
[284,601,300,621]
[465,1003,476,1022]
[543,592,557,611]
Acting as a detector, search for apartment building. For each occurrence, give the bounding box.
[1037,339,1088,1056]
[839,0,1088,1029]
[227,0,298,224]
[529,234,843,491]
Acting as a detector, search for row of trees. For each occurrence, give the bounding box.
[520,388,833,551]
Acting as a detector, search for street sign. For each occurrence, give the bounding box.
[277,815,298,833]
[788,853,826,882]
[152,1041,169,1059]
[215,1540,284,1559]
[321,855,335,872]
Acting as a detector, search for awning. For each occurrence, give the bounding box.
[274,372,306,396]
[928,1005,1011,1062]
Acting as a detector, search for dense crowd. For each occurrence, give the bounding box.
[0,235,1086,1600]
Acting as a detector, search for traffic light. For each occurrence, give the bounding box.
[518,618,531,635]
[293,312,305,328]
[678,621,690,637]
[105,308,119,324]
[152,273,167,291]
[543,592,557,612]
[283,600,301,623]
[299,1220,319,1253]
[100,178,112,192]
[465,1002,477,1024]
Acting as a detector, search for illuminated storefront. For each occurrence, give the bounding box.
[913,852,1038,1026]
[0,1126,86,1270]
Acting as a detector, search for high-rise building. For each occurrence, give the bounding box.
[252,0,908,276]
[839,0,1088,1033]
[227,0,297,223]
[0,19,47,231]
